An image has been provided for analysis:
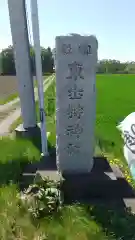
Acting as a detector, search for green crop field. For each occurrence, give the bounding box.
[96,74,135,161]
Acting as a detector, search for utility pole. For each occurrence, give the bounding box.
[8,0,37,131]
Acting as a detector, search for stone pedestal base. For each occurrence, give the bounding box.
[15,123,41,139]
[19,154,135,212]
[61,158,135,207]
[15,123,50,139]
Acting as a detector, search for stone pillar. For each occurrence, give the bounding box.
[8,0,37,129]
[55,34,98,173]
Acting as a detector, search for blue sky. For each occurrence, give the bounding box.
[0,0,135,61]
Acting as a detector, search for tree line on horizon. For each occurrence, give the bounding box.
[0,45,54,76]
[97,60,135,74]
[0,45,135,75]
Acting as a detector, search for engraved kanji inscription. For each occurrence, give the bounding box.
[66,61,84,81]
[62,44,72,54]
[68,84,84,100]
[67,103,84,119]
[66,143,80,156]
[78,44,92,55]
[65,123,83,139]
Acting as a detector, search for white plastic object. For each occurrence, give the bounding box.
[117,112,135,179]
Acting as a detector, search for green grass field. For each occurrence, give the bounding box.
[96,74,135,161]
[0,92,18,105]
[2,74,135,239]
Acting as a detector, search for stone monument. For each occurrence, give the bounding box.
[55,34,98,173]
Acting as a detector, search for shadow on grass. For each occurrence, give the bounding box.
[86,203,135,240]
[29,131,55,154]
[0,157,31,186]
[83,146,135,240]
[0,136,41,186]
[21,142,56,175]
[60,156,135,239]
[96,137,116,151]
[6,115,56,189]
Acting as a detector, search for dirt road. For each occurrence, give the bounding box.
[0,75,55,136]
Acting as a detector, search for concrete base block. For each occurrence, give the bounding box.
[15,123,40,139]
[14,123,50,140]
[61,159,135,205]
[35,170,61,182]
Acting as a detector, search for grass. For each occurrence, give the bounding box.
[0,136,40,185]
[96,74,135,185]
[2,74,135,239]
[9,77,56,145]
[9,116,22,132]
[9,75,55,132]
[36,79,56,146]
[96,74,135,158]
[0,92,18,105]
[0,189,111,239]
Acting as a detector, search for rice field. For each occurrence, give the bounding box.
[96,74,135,161]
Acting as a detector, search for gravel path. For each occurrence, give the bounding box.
[0,75,55,136]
